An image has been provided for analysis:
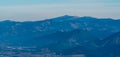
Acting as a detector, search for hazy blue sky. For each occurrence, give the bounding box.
[0,0,120,21]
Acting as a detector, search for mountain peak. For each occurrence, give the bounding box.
[55,15,98,20]
[58,15,76,18]
[49,15,79,22]
[62,15,80,18]
[62,15,71,17]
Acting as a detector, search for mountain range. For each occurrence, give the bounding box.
[0,15,120,57]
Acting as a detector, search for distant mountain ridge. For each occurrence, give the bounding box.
[0,15,120,57]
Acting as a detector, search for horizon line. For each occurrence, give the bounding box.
[0,15,119,22]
